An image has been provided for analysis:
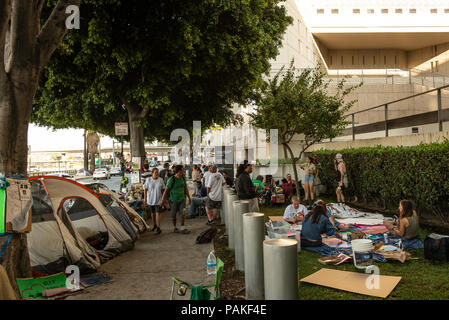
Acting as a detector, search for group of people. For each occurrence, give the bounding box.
[282,197,420,248]
[142,162,233,235]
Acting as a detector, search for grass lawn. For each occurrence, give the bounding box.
[260,202,449,300]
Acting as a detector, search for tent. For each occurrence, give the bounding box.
[28,176,134,275]
[81,182,149,235]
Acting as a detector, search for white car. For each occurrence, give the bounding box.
[109,167,121,176]
[93,168,110,180]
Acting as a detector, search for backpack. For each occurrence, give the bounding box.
[196,227,217,244]
[424,233,449,262]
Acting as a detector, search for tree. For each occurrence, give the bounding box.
[32,0,293,164]
[0,0,82,294]
[250,62,361,199]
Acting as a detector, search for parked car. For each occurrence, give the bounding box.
[149,160,158,167]
[93,168,110,180]
[110,167,121,176]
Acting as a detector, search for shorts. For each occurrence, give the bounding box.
[170,200,186,219]
[206,198,222,210]
[147,205,161,214]
[304,174,314,183]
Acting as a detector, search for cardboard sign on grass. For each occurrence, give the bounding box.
[300,268,401,298]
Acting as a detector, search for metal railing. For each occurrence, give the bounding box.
[340,84,449,140]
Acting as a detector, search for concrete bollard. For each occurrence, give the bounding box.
[233,200,249,271]
[222,188,230,233]
[243,212,265,300]
[263,239,298,300]
[227,193,238,249]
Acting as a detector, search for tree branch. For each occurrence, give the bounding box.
[37,0,82,71]
[0,0,11,76]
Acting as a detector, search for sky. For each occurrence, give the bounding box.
[29,124,114,151]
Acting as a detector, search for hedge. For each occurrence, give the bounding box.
[313,141,449,211]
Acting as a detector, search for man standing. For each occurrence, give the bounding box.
[143,168,165,234]
[283,196,307,224]
[159,162,172,184]
[161,165,191,234]
[205,165,226,225]
[222,171,234,187]
[237,162,259,212]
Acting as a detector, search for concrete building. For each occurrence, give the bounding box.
[201,0,449,175]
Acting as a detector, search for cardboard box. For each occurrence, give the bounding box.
[300,268,401,298]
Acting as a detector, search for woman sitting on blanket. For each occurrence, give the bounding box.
[383,200,420,240]
[315,200,349,232]
[301,204,341,247]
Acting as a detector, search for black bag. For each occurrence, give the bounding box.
[424,234,449,262]
[196,227,217,244]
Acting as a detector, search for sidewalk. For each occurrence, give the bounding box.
[67,214,214,300]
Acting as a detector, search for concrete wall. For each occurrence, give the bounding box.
[327,83,449,125]
[270,0,322,74]
[327,49,408,70]
[308,129,449,151]
[408,42,449,76]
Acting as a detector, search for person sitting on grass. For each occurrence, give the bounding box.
[315,200,349,231]
[384,200,420,240]
[301,204,339,248]
[283,196,307,224]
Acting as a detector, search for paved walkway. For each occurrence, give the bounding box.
[68,212,214,300]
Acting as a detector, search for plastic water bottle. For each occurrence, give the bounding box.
[206,251,217,275]
[383,233,389,245]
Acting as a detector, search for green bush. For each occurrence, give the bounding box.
[314,141,449,211]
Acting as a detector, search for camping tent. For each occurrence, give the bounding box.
[28,176,134,275]
[81,182,149,235]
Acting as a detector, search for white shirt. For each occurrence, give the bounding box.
[206,172,226,201]
[283,204,308,220]
[144,177,165,205]
[203,171,212,186]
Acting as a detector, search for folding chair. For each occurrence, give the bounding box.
[170,258,224,300]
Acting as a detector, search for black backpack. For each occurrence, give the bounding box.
[424,234,449,262]
[196,227,217,244]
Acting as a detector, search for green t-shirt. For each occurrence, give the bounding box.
[166,176,186,202]
[252,179,264,193]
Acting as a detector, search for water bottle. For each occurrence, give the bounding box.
[206,250,217,275]
[383,233,389,245]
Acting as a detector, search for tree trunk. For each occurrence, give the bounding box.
[127,107,146,166]
[0,0,83,299]
[89,152,96,172]
[283,142,301,202]
[83,130,88,170]
[0,69,37,296]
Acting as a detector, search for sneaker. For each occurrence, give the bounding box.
[173,227,179,233]
[180,229,191,234]
[151,225,157,232]
[156,227,161,235]
[206,220,213,226]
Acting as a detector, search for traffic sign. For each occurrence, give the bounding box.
[115,122,128,136]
